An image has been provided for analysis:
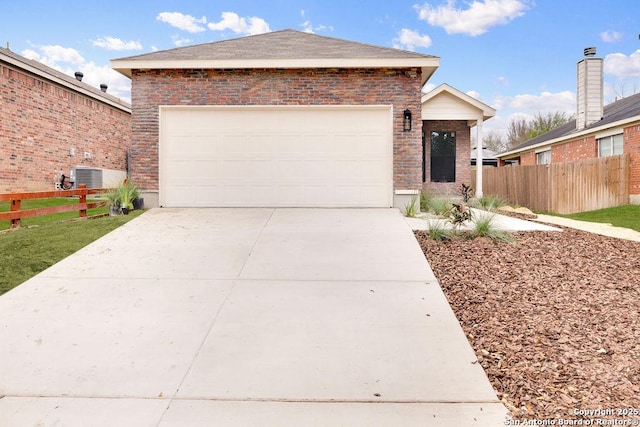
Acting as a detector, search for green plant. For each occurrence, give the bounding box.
[432,197,457,216]
[460,183,473,203]
[472,214,514,242]
[476,195,506,212]
[420,190,434,212]
[119,180,139,210]
[448,203,472,230]
[105,187,121,208]
[427,221,452,241]
[404,196,418,217]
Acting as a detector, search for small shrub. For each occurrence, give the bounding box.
[476,195,506,212]
[427,221,452,241]
[460,183,473,203]
[433,197,457,216]
[404,196,418,217]
[420,190,434,213]
[472,215,514,242]
[448,203,473,230]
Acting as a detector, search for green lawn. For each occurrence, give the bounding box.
[553,204,640,232]
[0,209,144,295]
[0,197,108,230]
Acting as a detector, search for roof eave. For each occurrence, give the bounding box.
[497,115,640,158]
[111,57,440,84]
[2,51,131,113]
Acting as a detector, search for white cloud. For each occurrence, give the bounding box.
[156,12,207,33]
[604,50,640,78]
[171,35,192,47]
[92,36,142,51]
[392,29,432,51]
[483,90,576,138]
[23,45,85,67]
[208,12,270,36]
[416,0,530,36]
[600,30,623,43]
[466,90,482,101]
[21,45,131,103]
[422,83,437,93]
[508,90,575,113]
[300,20,333,34]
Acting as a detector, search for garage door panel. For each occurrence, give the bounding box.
[160,106,392,207]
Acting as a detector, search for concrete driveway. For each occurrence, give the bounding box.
[0,208,508,426]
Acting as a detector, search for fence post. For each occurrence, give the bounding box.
[10,196,21,229]
[79,184,87,218]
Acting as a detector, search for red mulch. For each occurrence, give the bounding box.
[414,227,640,421]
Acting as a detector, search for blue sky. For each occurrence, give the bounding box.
[2,0,639,137]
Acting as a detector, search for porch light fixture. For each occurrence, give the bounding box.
[403,109,412,132]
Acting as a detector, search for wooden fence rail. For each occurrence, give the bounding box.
[471,154,629,214]
[0,184,108,229]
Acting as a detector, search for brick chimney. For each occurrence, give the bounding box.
[576,47,603,130]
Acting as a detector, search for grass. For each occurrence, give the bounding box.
[473,194,506,212]
[472,215,514,242]
[404,196,419,217]
[0,197,108,230]
[0,209,144,295]
[552,204,640,232]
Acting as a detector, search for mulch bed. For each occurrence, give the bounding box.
[414,227,640,422]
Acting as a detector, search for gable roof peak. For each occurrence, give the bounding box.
[111,29,439,84]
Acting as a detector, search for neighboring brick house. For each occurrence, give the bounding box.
[497,49,640,204]
[112,29,492,208]
[0,47,131,192]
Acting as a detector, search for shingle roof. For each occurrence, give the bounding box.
[0,47,130,111]
[501,91,640,156]
[117,29,438,62]
[111,29,439,83]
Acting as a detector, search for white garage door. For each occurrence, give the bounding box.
[159,106,393,207]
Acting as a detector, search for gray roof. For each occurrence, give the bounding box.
[0,47,130,111]
[116,29,438,62]
[504,92,640,155]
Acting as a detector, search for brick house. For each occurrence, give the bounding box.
[0,47,131,192]
[112,29,493,208]
[497,49,640,204]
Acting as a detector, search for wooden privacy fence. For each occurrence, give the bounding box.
[472,154,629,214]
[0,184,107,229]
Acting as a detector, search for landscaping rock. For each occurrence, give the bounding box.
[414,227,640,422]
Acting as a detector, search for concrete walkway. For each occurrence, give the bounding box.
[533,213,640,242]
[0,208,508,426]
[406,207,560,232]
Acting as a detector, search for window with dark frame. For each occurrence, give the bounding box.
[430,131,456,183]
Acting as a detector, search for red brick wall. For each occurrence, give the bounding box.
[625,123,640,196]
[0,63,131,192]
[519,151,536,166]
[130,68,423,192]
[551,136,596,163]
[421,120,471,195]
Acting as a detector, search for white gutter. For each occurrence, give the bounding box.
[498,115,640,158]
[2,53,131,114]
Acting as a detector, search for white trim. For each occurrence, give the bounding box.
[394,189,420,195]
[534,148,552,154]
[421,83,496,123]
[2,51,131,113]
[595,127,624,139]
